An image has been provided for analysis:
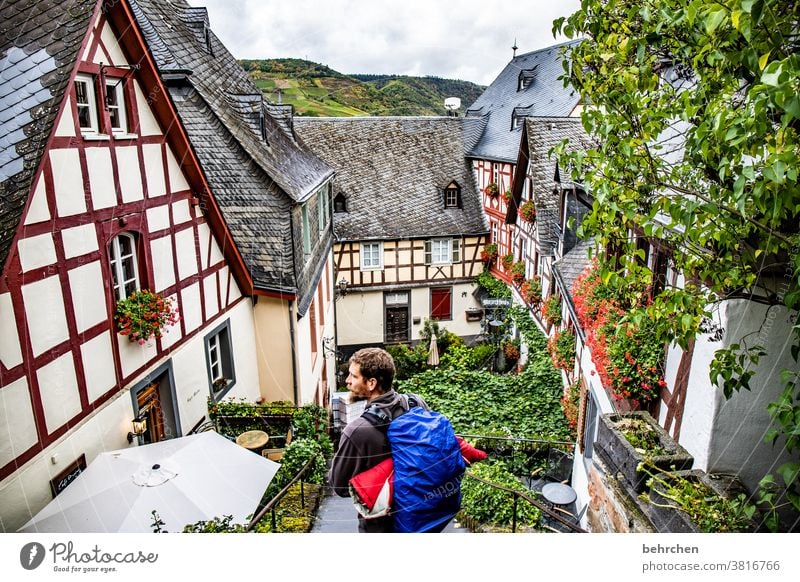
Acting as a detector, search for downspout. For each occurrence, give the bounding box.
[289,204,300,406]
[288,298,299,406]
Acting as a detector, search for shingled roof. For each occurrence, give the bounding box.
[508,117,594,255]
[465,41,581,164]
[129,0,333,292]
[0,0,97,272]
[293,116,488,242]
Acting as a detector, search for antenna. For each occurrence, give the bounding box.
[512,38,518,58]
[444,97,461,117]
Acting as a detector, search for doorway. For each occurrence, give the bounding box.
[385,291,409,343]
[131,361,180,443]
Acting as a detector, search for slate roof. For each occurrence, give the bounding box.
[513,117,594,255]
[0,0,97,271]
[130,0,334,292]
[293,116,488,242]
[465,41,581,164]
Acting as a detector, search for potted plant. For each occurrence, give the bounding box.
[542,294,562,327]
[519,200,536,222]
[115,289,180,344]
[594,411,693,493]
[502,189,513,203]
[547,328,575,371]
[501,253,514,270]
[480,243,499,264]
[519,275,542,305]
[483,182,499,197]
[643,468,757,533]
[510,262,526,285]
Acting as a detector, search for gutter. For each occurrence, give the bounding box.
[288,299,299,406]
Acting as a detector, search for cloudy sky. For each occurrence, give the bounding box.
[189,0,581,86]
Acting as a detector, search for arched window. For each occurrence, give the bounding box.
[109,232,140,301]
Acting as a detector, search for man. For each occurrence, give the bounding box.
[329,347,427,533]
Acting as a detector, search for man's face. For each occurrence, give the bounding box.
[346,362,375,401]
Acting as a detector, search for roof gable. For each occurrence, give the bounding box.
[466,40,582,163]
[0,0,98,273]
[294,116,488,242]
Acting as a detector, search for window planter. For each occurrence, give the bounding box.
[595,411,693,493]
[645,470,757,533]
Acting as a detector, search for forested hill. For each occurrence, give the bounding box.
[239,58,485,117]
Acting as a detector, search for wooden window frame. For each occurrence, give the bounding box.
[205,319,236,401]
[109,232,141,301]
[430,286,453,321]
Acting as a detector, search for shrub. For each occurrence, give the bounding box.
[547,329,576,371]
[460,461,541,529]
[475,271,511,299]
[386,343,428,381]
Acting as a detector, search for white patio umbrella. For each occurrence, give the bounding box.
[19,431,280,533]
[427,333,440,367]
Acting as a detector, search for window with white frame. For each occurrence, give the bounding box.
[425,238,460,265]
[491,222,499,244]
[360,242,383,270]
[492,163,500,186]
[109,232,140,301]
[74,73,129,135]
[205,320,235,400]
[74,74,99,133]
[301,203,311,255]
[318,185,330,231]
[105,78,127,133]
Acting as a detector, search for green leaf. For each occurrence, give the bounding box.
[758,51,771,71]
[761,62,783,86]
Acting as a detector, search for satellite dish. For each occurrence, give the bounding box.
[444,97,461,111]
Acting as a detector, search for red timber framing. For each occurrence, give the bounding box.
[474,159,514,283]
[333,237,485,290]
[0,0,249,481]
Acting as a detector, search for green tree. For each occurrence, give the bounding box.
[554,0,800,527]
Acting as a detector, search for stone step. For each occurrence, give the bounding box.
[311,487,470,533]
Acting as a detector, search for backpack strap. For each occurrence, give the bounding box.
[362,394,420,432]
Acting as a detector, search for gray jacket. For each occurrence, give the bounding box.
[328,390,428,532]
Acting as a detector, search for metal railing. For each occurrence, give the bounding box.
[461,472,586,533]
[246,453,321,532]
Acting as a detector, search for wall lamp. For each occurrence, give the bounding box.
[322,336,337,360]
[127,410,148,444]
[336,278,349,298]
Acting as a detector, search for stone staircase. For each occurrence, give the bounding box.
[310,486,470,533]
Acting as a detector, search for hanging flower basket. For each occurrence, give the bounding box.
[501,253,514,270]
[519,200,536,222]
[115,289,180,344]
[483,183,499,197]
[502,189,513,203]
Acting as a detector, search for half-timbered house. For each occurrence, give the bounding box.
[0,0,265,532]
[507,117,593,331]
[129,0,335,407]
[0,0,333,532]
[465,42,581,287]
[294,117,488,352]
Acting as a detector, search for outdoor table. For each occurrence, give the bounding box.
[541,482,577,507]
[236,430,269,453]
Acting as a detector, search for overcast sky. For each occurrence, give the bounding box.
[189,0,582,86]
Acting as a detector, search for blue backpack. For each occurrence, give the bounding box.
[362,396,465,533]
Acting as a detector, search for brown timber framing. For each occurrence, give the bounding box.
[333,235,487,290]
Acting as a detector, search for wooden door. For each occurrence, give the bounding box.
[385,306,409,343]
[137,383,165,444]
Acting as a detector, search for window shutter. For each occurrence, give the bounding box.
[452,238,460,263]
[424,240,432,265]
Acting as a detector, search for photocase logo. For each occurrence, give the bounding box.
[20,542,46,570]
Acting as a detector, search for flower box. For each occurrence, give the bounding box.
[595,411,693,493]
[645,470,756,533]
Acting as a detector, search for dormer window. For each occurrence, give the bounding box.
[518,66,538,91]
[334,192,347,213]
[443,181,461,208]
